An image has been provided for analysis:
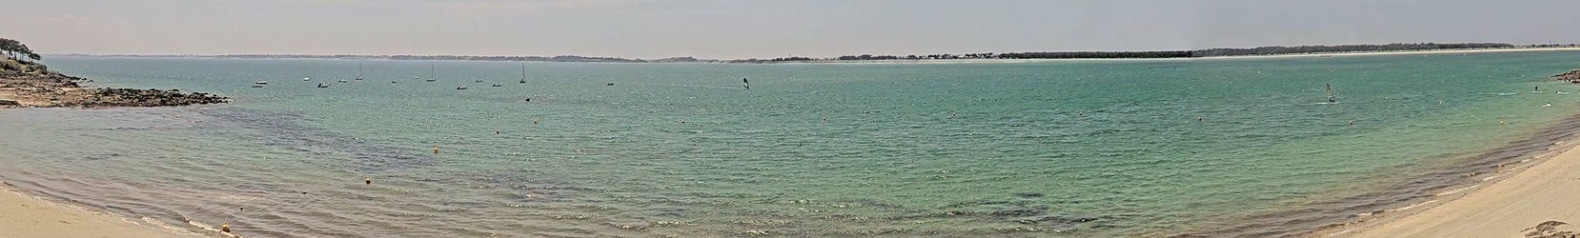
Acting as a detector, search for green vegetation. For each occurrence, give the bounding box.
[0,38,41,62]
[1191,43,1515,57]
[0,38,51,75]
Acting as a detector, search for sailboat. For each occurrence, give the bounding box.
[355,62,364,81]
[518,64,527,84]
[426,63,437,82]
[1325,83,1338,104]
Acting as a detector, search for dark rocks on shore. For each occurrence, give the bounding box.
[0,71,228,108]
[82,88,229,107]
[1554,69,1580,83]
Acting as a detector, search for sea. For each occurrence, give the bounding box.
[4,52,1580,237]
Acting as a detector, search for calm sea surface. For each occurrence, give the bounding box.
[5,52,1580,237]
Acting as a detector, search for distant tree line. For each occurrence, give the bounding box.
[1189,43,1514,57]
[732,43,1524,63]
[0,38,42,62]
[207,54,650,63]
[48,42,1575,64]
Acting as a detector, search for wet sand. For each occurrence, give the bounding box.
[1336,138,1580,237]
[0,183,199,238]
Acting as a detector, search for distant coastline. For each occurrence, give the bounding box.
[48,43,1580,64]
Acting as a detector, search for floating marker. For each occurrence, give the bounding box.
[221,223,231,233]
[1348,120,1355,127]
[366,178,373,185]
[434,146,440,155]
[1197,117,1203,122]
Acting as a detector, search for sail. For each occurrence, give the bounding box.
[1325,83,1336,103]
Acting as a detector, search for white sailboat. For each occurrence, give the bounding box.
[355,62,364,81]
[426,63,437,82]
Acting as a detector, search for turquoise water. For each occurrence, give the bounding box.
[4,52,1580,237]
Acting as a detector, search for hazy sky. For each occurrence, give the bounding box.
[4,0,1578,59]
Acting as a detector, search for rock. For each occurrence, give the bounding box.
[1525,220,1579,238]
[1,72,228,108]
[1554,69,1580,82]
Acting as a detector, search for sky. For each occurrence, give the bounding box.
[3,0,1579,59]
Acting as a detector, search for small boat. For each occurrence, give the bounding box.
[303,77,311,81]
[392,81,398,84]
[255,80,268,85]
[251,85,264,88]
[457,86,468,90]
[317,83,331,88]
[427,63,438,82]
[606,83,615,86]
[338,79,349,83]
[492,84,502,87]
[475,80,484,83]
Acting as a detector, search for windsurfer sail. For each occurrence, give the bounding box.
[1325,83,1337,103]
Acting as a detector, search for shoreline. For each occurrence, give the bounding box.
[0,71,229,109]
[52,46,1580,65]
[1324,116,1580,237]
[6,54,1580,237]
[0,181,205,238]
[1172,107,1580,237]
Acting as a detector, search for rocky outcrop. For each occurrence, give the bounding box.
[1554,69,1580,82]
[0,71,228,108]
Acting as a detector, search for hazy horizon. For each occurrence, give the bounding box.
[5,0,1579,59]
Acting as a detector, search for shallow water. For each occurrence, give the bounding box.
[4,52,1580,237]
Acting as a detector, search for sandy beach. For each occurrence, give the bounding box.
[0,183,198,238]
[1332,139,1580,237]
